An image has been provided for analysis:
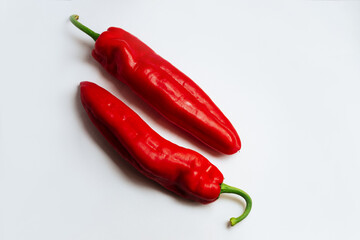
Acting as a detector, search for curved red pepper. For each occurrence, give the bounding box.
[70,15,241,155]
[80,81,251,226]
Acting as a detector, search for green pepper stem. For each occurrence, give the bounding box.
[69,14,100,41]
[220,183,252,226]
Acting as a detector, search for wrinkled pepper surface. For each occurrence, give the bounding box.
[80,81,251,226]
[70,15,241,155]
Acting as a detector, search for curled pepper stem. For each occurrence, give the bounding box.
[69,14,100,41]
[220,183,252,226]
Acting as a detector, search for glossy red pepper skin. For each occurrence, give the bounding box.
[91,27,241,154]
[80,81,224,203]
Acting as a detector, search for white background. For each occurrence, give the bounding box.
[1,0,360,239]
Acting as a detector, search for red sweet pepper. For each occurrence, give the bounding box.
[70,15,241,155]
[80,81,251,226]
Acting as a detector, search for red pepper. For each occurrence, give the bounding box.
[80,81,251,226]
[70,15,241,155]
